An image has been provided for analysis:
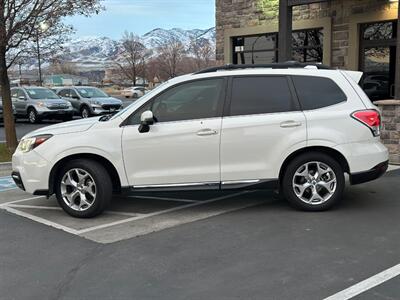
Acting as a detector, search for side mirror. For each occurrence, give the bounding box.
[138,110,154,133]
[72,95,80,100]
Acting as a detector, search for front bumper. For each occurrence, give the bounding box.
[12,149,51,194]
[11,171,25,191]
[350,160,389,185]
[37,107,74,118]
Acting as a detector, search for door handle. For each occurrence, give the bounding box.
[197,129,218,136]
[280,121,302,128]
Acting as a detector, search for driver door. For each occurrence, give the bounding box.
[122,78,226,188]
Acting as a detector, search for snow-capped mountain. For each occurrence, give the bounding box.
[57,27,215,71]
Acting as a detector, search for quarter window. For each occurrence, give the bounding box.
[229,76,296,116]
[292,76,347,110]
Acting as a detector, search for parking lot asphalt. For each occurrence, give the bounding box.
[0,168,399,300]
[0,97,134,141]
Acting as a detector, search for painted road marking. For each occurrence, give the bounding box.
[0,176,16,192]
[77,191,251,234]
[0,196,45,206]
[0,191,253,239]
[324,263,400,300]
[1,205,81,235]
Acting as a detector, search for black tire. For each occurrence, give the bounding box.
[80,106,91,118]
[27,108,40,124]
[55,159,112,218]
[281,152,345,211]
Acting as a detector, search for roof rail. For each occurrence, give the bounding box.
[194,61,332,74]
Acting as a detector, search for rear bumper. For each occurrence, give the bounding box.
[350,160,389,185]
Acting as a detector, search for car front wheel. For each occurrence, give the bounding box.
[80,106,91,118]
[28,108,40,124]
[281,152,345,211]
[55,159,112,218]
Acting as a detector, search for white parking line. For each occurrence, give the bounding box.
[0,196,45,206]
[1,206,81,235]
[77,191,250,234]
[8,204,61,210]
[324,263,400,300]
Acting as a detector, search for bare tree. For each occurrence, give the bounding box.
[116,32,149,86]
[155,35,186,79]
[0,0,103,152]
[189,38,216,71]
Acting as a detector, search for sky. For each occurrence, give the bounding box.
[66,0,216,39]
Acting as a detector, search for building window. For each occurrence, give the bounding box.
[232,28,323,64]
[292,28,323,63]
[232,34,278,64]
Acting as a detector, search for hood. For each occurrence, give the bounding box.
[25,117,98,138]
[85,97,122,105]
[40,99,70,105]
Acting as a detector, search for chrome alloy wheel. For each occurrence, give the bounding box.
[292,161,337,205]
[29,110,36,123]
[61,168,96,211]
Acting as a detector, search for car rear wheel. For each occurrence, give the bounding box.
[281,152,345,211]
[28,108,40,124]
[80,106,90,118]
[55,159,112,218]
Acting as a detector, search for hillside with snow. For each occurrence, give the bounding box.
[57,27,215,71]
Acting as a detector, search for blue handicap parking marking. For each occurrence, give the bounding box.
[0,176,16,191]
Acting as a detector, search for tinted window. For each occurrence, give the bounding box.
[292,76,347,110]
[151,79,224,122]
[58,89,69,97]
[230,76,296,116]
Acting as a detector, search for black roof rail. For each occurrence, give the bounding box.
[194,61,332,74]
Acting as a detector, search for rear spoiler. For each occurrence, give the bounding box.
[342,70,363,84]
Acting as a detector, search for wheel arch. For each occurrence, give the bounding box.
[278,146,350,183]
[48,153,122,195]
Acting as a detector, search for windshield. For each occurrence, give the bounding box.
[26,88,60,100]
[77,87,108,98]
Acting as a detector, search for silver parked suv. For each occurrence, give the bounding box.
[11,87,74,124]
[56,86,123,118]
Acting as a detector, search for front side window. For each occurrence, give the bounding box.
[125,79,224,125]
[292,76,347,110]
[58,89,69,97]
[229,76,296,116]
[26,88,59,100]
[151,79,224,122]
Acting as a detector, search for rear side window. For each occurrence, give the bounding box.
[229,76,296,116]
[292,76,347,110]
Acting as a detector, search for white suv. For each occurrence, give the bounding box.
[12,63,389,218]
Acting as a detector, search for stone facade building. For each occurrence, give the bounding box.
[216,0,398,99]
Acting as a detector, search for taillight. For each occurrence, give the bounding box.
[351,110,381,137]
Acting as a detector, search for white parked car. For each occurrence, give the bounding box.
[121,86,146,98]
[12,63,389,218]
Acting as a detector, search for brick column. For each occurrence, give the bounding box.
[375,100,400,165]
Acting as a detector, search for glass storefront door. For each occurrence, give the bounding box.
[360,21,397,101]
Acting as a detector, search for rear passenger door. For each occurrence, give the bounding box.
[220,76,307,184]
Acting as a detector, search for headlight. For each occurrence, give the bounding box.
[17,134,53,153]
[36,102,45,107]
[90,100,102,106]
